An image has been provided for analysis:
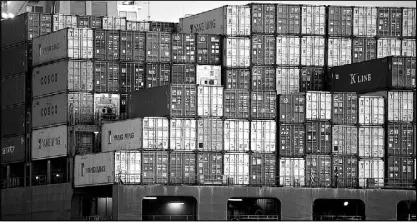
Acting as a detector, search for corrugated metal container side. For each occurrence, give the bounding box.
[358,96,385,125]
[31,125,68,160]
[32,60,94,98]
[251,35,276,65]
[276,4,301,35]
[377,38,402,58]
[170,119,197,151]
[119,31,146,62]
[196,65,221,85]
[196,34,221,65]
[126,20,150,31]
[329,57,416,93]
[279,158,305,187]
[32,92,94,128]
[251,66,276,91]
[169,152,196,184]
[276,68,300,95]
[251,120,276,153]
[32,28,93,66]
[197,118,223,152]
[332,92,358,125]
[197,152,223,185]
[1,135,26,164]
[1,74,26,108]
[358,126,384,158]
[250,4,276,34]
[276,36,301,66]
[402,8,416,37]
[224,68,250,90]
[1,105,26,137]
[300,67,325,92]
[114,151,142,184]
[102,17,126,30]
[145,32,171,63]
[171,33,196,64]
[149,21,176,32]
[352,37,377,63]
[250,153,276,186]
[94,93,120,119]
[358,158,384,188]
[223,89,250,119]
[145,63,171,89]
[387,157,414,188]
[171,64,196,84]
[306,91,331,121]
[129,84,197,118]
[278,93,306,124]
[40,13,54,36]
[142,117,169,150]
[94,30,120,61]
[278,124,305,157]
[101,118,143,152]
[119,62,145,93]
[376,8,402,37]
[1,42,32,78]
[301,5,326,35]
[93,61,120,93]
[353,7,377,37]
[52,14,78,32]
[224,153,250,185]
[121,93,128,115]
[223,37,251,68]
[301,36,325,66]
[251,91,277,119]
[306,121,332,155]
[327,37,352,67]
[332,125,358,155]
[224,119,250,152]
[332,155,358,188]
[402,39,416,57]
[306,154,332,187]
[328,6,353,37]
[142,151,169,184]
[197,85,223,117]
[77,15,103,29]
[387,123,414,156]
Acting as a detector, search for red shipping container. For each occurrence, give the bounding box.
[276,4,301,35]
[169,152,196,185]
[142,151,169,184]
[251,35,276,65]
[377,8,402,37]
[251,91,276,120]
[352,37,377,63]
[250,153,276,186]
[306,121,332,154]
[332,125,358,155]
[223,69,250,90]
[224,89,250,119]
[306,154,332,188]
[197,152,223,185]
[93,61,120,93]
[251,66,276,91]
[328,6,353,37]
[387,123,415,156]
[120,31,146,62]
[278,124,305,157]
[171,64,196,84]
[332,155,358,188]
[278,93,306,124]
[146,32,171,63]
[94,30,120,60]
[332,92,358,125]
[119,62,145,93]
[77,15,103,29]
[386,156,414,188]
[196,34,221,65]
[299,67,325,92]
[145,63,171,89]
[1,43,32,79]
[171,33,196,64]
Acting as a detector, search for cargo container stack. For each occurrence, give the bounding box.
[401,8,416,57]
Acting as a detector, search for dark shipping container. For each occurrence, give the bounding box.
[250,4,276,34]
[197,119,223,152]
[251,66,276,91]
[278,93,306,124]
[93,61,120,93]
[1,105,26,137]
[251,91,276,119]
[300,67,325,92]
[197,152,223,185]
[120,31,146,62]
[278,124,305,157]
[250,153,276,186]
[119,62,145,93]
[169,152,196,185]
[306,121,332,154]
[149,21,176,32]
[332,92,358,125]
[276,4,301,35]
[94,30,120,60]
[120,93,128,115]
[129,84,197,118]
[329,56,416,93]
[223,68,250,90]
[1,74,26,108]
[352,37,377,63]
[332,125,358,155]
[126,20,150,31]
[146,32,171,63]
[196,34,221,65]
[171,64,196,84]
[1,43,32,79]
[223,89,250,119]
[306,154,332,188]
[171,33,196,64]
[1,135,26,164]
[377,8,402,37]
[387,123,415,156]
[386,157,414,188]
[145,63,171,88]
[332,155,358,188]
[328,6,353,37]
[142,151,169,184]
[252,35,276,65]
[77,15,103,29]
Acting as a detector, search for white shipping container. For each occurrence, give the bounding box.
[358,96,385,125]
[251,120,276,153]
[32,60,94,98]
[358,158,384,188]
[223,37,251,68]
[224,153,250,185]
[353,7,377,37]
[301,36,325,66]
[328,38,352,67]
[402,39,416,57]
[306,91,332,120]
[143,117,169,149]
[101,118,143,152]
[402,8,416,37]
[102,17,127,30]
[197,85,223,117]
[94,94,120,119]
[32,28,94,66]
[53,14,77,32]
[301,5,326,35]
[377,38,401,58]
[179,5,250,36]
[196,65,221,85]
[359,127,384,158]
[276,68,300,95]
[276,36,300,66]
[170,118,197,151]
[224,119,250,152]
[31,125,68,160]
[279,158,305,187]
[364,91,414,123]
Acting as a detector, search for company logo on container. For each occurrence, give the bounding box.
[2,146,15,155]
[85,166,106,173]
[114,133,135,141]
[40,105,58,117]
[349,73,372,84]
[41,73,58,85]
[40,43,60,55]
[38,137,61,149]
[189,19,216,33]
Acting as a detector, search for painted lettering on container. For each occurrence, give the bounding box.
[85,166,106,173]
[2,146,15,155]
[189,19,216,33]
[350,73,372,84]
[40,105,58,117]
[40,73,58,85]
[40,43,60,55]
[38,137,61,149]
[114,133,135,141]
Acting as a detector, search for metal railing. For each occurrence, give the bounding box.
[0,177,25,189]
[314,215,364,221]
[142,214,195,221]
[32,174,47,186]
[71,216,113,221]
[228,215,280,221]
